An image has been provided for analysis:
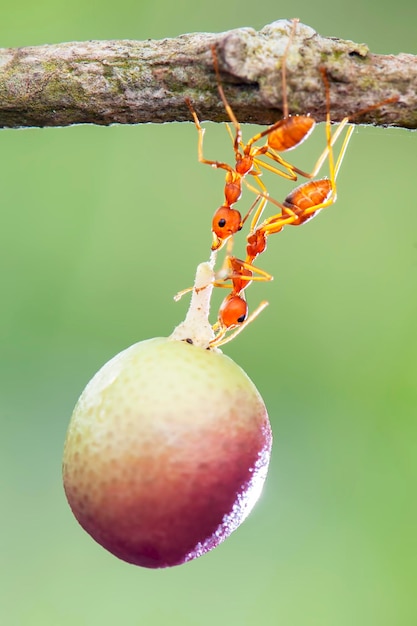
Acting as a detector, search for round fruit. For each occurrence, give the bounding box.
[63,337,271,568]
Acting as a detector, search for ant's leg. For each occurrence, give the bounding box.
[252,154,298,181]
[243,179,299,223]
[231,258,273,283]
[293,124,354,221]
[237,174,271,232]
[210,46,242,154]
[333,124,355,180]
[173,286,194,302]
[185,97,236,174]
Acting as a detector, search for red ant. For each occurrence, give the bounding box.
[186,18,341,252]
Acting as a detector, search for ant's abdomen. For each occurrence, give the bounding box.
[268,116,315,152]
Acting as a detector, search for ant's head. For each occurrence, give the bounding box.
[211,206,242,251]
[218,294,248,329]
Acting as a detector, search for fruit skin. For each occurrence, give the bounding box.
[63,337,272,568]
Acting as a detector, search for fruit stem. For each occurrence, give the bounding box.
[170,251,218,349]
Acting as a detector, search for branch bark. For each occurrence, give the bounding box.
[0,20,415,130]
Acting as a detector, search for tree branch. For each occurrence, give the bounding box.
[0,20,415,130]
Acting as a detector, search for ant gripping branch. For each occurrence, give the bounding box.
[182,20,399,348]
[210,85,398,347]
[208,64,350,347]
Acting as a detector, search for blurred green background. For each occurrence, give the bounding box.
[1,1,416,625]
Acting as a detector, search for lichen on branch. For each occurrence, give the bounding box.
[0,20,415,130]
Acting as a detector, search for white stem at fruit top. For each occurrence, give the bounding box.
[170,252,218,349]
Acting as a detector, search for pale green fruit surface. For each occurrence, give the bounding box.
[63,337,272,568]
